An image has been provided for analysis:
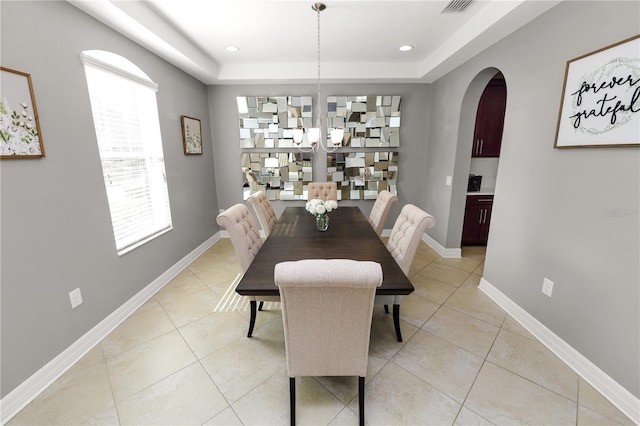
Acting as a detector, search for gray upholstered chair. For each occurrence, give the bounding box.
[247,191,277,238]
[378,204,435,341]
[216,203,278,337]
[307,182,337,201]
[368,190,399,237]
[275,259,382,426]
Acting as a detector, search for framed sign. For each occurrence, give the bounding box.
[1,67,45,158]
[181,115,203,155]
[554,35,640,148]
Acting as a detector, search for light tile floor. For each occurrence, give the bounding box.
[8,239,634,425]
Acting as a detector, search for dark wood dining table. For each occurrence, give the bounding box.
[236,206,414,341]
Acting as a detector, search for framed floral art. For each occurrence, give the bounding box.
[1,67,45,158]
[181,115,203,155]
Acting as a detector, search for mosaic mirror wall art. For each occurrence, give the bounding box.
[242,152,313,200]
[326,152,398,200]
[326,96,401,148]
[236,96,313,148]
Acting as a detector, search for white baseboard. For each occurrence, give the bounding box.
[0,233,221,425]
[479,277,639,425]
[422,233,462,258]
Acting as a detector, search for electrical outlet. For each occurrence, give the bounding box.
[69,288,83,309]
[446,176,452,186]
[219,208,225,214]
[542,278,554,297]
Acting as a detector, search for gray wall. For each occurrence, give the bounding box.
[208,84,432,224]
[426,1,639,396]
[1,1,218,397]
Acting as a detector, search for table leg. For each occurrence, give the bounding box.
[248,300,257,337]
[393,304,402,342]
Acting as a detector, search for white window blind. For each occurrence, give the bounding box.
[81,51,172,254]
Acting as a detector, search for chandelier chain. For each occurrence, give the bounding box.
[316,4,322,127]
[294,3,338,153]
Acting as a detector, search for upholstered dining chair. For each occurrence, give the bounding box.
[247,191,277,238]
[216,203,279,337]
[368,190,399,237]
[274,259,382,426]
[379,204,435,342]
[307,181,337,201]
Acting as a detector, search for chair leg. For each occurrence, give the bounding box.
[290,377,296,426]
[393,304,402,342]
[358,376,365,426]
[384,304,389,314]
[258,301,264,311]
[248,300,257,338]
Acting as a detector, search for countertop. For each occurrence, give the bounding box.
[467,191,495,196]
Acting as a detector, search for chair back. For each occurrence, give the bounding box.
[387,204,435,275]
[307,182,337,201]
[368,190,399,236]
[275,259,382,377]
[216,203,263,273]
[247,191,277,238]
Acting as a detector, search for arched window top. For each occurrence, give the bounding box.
[80,50,157,91]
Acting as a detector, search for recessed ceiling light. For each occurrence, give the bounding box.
[399,45,413,52]
[225,46,239,52]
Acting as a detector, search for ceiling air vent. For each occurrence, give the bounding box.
[441,0,475,14]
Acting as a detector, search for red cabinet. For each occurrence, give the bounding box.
[472,77,506,157]
[462,195,494,246]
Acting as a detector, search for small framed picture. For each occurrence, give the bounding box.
[1,67,45,158]
[181,115,203,155]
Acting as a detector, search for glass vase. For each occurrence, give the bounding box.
[315,213,329,231]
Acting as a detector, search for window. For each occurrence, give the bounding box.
[81,50,172,255]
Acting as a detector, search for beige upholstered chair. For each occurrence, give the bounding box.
[247,191,277,238]
[379,204,435,341]
[275,259,382,426]
[368,190,399,237]
[307,182,337,201]
[216,203,278,337]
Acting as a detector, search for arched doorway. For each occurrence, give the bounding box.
[446,67,507,251]
[461,72,506,246]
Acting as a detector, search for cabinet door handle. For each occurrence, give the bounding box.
[480,139,484,154]
[478,199,493,202]
[478,210,483,224]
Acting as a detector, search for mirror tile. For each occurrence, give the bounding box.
[327,152,398,200]
[237,96,312,148]
[327,95,401,148]
[242,152,313,201]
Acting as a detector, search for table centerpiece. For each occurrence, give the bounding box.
[305,198,338,231]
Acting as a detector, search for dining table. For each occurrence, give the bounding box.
[236,206,414,341]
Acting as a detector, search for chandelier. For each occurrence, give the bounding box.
[293,3,344,153]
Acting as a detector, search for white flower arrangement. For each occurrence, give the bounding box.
[305,198,338,216]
